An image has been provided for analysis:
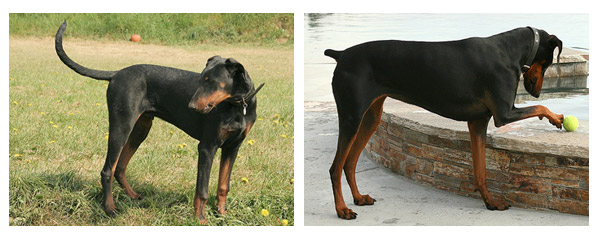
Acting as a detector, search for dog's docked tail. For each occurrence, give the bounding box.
[55,21,116,81]
[324,49,342,62]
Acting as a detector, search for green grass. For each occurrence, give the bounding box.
[9,13,293,46]
[8,29,293,225]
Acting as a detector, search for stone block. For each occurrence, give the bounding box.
[433,161,470,181]
[535,166,579,181]
[552,186,589,202]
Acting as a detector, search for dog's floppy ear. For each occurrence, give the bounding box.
[206,55,221,67]
[548,35,562,64]
[225,58,245,75]
[548,35,563,77]
[225,58,252,94]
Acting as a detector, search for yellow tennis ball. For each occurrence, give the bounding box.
[563,115,579,132]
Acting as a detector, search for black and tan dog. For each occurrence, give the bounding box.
[55,21,264,224]
[325,27,563,219]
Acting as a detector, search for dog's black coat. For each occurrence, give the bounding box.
[55,21,259,222]
[324,27,563,219]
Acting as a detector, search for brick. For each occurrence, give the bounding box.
[428,135,454,148]
[534,166,579,181]
[485,149,511,171]
[405,161,417,179]
[455,140,472,152]
[374,136,389,154]
[526,153,546,165]
[505,192,550,209]
[405,138,423,148]
[460,181,475,193]
[389,138,403,153]
[557,157,589,167]
[374,126,385,137]
[390,147,407,162]
[552,186,589,202]
[415,173,435,186]
[486,170,510,184]
[545,156,558,166]
[378,120,388,130]
[389,135,404,148]
[387,123,403,137]
[442,148,472,166]
[579,175,589,189]
[389,152,403,174]
[551,179,581,189]
[509,163,535,176]
[416,159,434,176]
[433,161,470,181]
[486,179,513,193]
[429,135,471,152]
[549,199,588,216]
[404,127,429,144]
[433,173,463,190]
[403,143,422,157]
[421,144,444,162]
[509,174,551,195]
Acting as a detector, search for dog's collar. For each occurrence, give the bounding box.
[224,82,265,115]
[522,26,540,72]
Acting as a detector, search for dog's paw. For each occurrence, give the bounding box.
[127,193,143,200]
[198,219,208,225]
[217,207,228,216]
[549,114,564,129]
[484,199,511,211]
[336,207,357,220]
[104,203,118,217]
[353,194,376,206]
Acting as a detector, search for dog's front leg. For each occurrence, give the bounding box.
[194,143,218,225]
[493,105,564,129]
[216,142,241,215]
[468,116,510,210]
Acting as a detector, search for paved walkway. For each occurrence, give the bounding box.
[304,102,588,226]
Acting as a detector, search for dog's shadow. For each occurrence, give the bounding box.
[10,171,207,224]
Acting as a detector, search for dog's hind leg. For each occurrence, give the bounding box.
[344,95,386,206]
[100,94,144,216]
[114,112,154,200]
[101,120,137,215]
[330,71,384,219]
[194,142,219,224]
[330,115,360,219]
[467,116,510,211]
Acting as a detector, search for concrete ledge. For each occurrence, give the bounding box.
[545,47,588,78]
[365,99,589,215]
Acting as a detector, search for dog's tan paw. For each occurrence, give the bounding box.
[484,198,511,211]
[336,207,357,220]
[353,194,376,206]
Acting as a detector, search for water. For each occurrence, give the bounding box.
[304,13,589,120]
[516,95,589,120]
[304,13,589,102]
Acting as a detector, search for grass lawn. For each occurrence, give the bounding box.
[8,36,294,226]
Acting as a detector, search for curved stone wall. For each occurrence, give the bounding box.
[365,100,589,215]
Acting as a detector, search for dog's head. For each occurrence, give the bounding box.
[188,56,253,113]
[523,29,563,98]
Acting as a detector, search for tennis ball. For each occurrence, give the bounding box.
[563,115,579,132]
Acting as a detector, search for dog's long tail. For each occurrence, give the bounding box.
[324,49,342,62]
[55,21,116,81]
